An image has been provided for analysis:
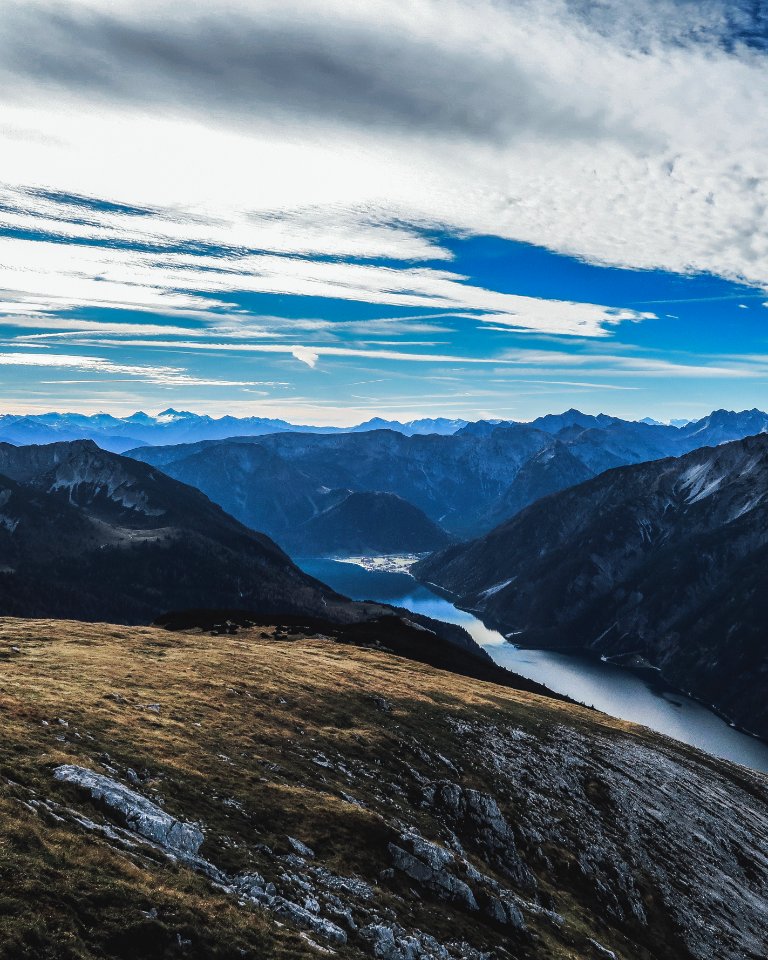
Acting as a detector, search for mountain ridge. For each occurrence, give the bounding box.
[0,439,344,624]
[126,408,768,550]
[2,406,767,454]
[414,432,768,738]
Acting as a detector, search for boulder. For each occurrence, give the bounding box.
[388,836,478,912]
[271,897,348,944]
[53,765,204,855]
[482,894,526,930]
[286,836,316,859]
[429,782,535,890]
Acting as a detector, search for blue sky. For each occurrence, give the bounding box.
[0,0,767,424]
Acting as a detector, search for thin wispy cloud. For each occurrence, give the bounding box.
[0,352,269,387]
[58,339,523,367]
[0,236,651,337]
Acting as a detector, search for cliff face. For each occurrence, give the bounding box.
[415,434,768,738]
[1,617,767,960]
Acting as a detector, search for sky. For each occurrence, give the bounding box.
[1,0,768,425]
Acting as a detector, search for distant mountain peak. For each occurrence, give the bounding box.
[156,408,198,421]
[529,409,618,434]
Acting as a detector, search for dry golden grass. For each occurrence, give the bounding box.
[0,617,759,960]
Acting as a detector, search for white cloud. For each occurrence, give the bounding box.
[0,236,652,338]
[291,346,319,368]
[7,320,208,338]
[0,351,266,387]
[0,0,765,290]
[498,349,761,379]
[0,183,448,262]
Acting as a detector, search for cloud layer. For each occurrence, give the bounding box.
[0,0,765,418]
[1,0,766,283]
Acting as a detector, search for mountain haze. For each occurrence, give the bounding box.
[0,410,472,452]
[128,408,768,551]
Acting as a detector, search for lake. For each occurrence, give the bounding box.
[299,555,768,773]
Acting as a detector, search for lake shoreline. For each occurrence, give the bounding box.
[298,554,768,772]
[414,567,768,745]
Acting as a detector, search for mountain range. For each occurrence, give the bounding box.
[415,433,768,739]
[6,412,768,739]
[0,410,473,452]
[128,408,768,554]
[4,406,765,456]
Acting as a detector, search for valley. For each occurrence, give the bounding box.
[299,556,768,773]
[2,422,768,766]
[415,433,768,741]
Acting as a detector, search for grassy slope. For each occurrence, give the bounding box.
[0,618,766,960]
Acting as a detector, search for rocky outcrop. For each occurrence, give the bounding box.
[235,871,348,945]
[424,781,535,890]
[359,922,490,960]
[53,765,204,855]
[387,829,529,933]
[46,752,535,954]
[388,835,479,911]
[51,767,352,947]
